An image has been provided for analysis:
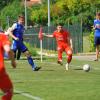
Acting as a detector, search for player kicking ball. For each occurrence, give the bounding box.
[8,15,41,71]
[43,24,73,70]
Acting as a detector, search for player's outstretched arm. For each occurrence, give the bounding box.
[43,33,53,38]
[4,45,16,68]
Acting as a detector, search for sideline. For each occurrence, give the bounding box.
[14,90,44,100]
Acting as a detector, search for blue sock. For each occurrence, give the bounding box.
[27,57,36,69]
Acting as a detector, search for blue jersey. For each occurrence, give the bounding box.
[94,19,100,37]
[11,23,27,52]
[11,23,24,40]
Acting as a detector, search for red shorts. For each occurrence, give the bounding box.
[57,43,72,52]
[57,43,72,61]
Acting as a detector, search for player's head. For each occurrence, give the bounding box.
[96,12,100,19]
[57,23,63,32]
[18,15,25,24]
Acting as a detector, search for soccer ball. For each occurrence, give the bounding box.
[83,64,90,72]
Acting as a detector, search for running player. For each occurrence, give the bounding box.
[0,30,16,100]
[9,15,41,71]
[93,12,100,61]
[43,24,73,70]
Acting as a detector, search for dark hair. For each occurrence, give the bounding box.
[96,12,100,16]
[18,15,24,19]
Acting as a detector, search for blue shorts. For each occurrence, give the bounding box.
[94,37,100,46]
[11,40,28,52]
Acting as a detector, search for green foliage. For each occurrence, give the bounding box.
[0,0,100,30]
[29,0,100,29]
[0,0,24,29]
[30,6,48,26]
[24,42,38,56]
[0,0,15,10]
[89,31,95,52]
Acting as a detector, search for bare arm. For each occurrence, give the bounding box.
[66,31,73,50]
[43,33,54,38]
[4,44,16,68]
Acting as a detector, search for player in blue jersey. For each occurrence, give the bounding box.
[93,12,100,61]
[9,15,41,71]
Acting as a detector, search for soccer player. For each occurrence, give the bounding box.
[9,15,41,71]
[93,12,100,61]
[0,30,16,100]
[43,24,73,70]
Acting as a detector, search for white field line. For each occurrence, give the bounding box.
[14,90,44,100]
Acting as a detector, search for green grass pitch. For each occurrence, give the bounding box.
[1,58,100,100]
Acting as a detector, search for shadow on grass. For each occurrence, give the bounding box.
[74,68,83,70]
[39,69,55,71]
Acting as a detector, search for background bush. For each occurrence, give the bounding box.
[89,31,95,52]
[24,42,38,56]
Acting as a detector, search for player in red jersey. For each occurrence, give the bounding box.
[43,24,73,70]
[0,30,16,100]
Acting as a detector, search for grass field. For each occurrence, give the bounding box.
[1,57,100,100]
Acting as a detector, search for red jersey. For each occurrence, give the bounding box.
[0,33,10,74]
[53,29,70,45]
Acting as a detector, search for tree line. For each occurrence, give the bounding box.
[0,0,100,31]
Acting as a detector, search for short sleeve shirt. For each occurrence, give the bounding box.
[53,30,70,45]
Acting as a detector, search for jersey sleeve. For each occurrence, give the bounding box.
[10,23,17,31]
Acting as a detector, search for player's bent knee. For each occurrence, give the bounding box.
[67,50,72,56]
[24,51,31,57]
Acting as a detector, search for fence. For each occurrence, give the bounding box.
[0,17,83,54]
[24,22,83,54]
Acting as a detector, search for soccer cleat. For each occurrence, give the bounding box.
[32,67,41,71]
[57,60,63,65]
[65,63,69,70]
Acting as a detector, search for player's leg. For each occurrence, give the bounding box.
[24,50,36,68]
[14,50,16,58]
[57,46,63,65]
[11,40,17,59]
[24,50,41,71]
[65,46,72,70]
[20,42,41,71]
[17,49,21,60]
[94,37,100,61]
[0,73,13,100]
[95,45,99,61]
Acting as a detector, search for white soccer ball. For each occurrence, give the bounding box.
[83,64,90,72]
